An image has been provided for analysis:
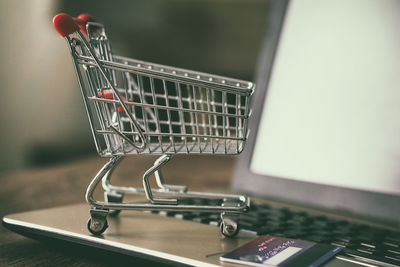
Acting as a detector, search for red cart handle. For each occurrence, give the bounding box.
[53,13,95,37]
[74,14,96,35]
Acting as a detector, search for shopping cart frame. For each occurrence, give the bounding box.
[53,13,254,237]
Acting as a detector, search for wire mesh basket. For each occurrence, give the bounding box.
[53,13,255,237]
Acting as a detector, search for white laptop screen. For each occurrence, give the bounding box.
[250,0,400,196]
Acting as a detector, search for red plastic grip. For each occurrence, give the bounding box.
[98,90,115,100]
[97,90,123,112]
[78,14,95,24]
[53,13,79,37]
[76,14,95,35]
[97,90,132,112]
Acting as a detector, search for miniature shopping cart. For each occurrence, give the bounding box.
[53,13,255,236]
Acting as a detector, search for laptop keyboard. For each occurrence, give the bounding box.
[150,199,400,266]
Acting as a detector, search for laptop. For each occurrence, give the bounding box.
[3,0,400,266]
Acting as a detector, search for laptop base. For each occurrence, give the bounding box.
[3,204,354,266]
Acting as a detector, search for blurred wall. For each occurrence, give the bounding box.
[0,0,270,172]
[0,0,92,173]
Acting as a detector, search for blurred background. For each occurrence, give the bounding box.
[0,0,271,173]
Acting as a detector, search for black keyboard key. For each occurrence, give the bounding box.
[388,248,400,255]
[384,241,400,249]
[384,236,400,246]
[358,240,379,249]
[331,240,351,248]
[385,254,400,263]
[357,246,376,255]
[344,248,400,266]
[331,236,353,245]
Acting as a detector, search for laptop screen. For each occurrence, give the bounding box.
[251,0,400,197]
[233,0,400,223]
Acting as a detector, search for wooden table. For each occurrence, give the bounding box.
[0,155,234,266]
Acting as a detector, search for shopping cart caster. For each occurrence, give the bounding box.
[220,213,239,238]
[105,191,124,217]
[87,208,109,235]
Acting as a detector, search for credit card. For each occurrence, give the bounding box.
[220,235,342,267]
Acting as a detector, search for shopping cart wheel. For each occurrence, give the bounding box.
[105,191,124,217]
[87,218,108,235]
[87,208,109,235]
[220,213,239,238]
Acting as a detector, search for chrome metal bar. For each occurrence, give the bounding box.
[125,72,159,130]
[142,155,178,204]
[191,85,201,152]
[84,66,113,152]
[88,157,249,213]
[176,82,189,153]
[87,158,249,212]
[153,155,187,193]
[96,129,246,140]
[222,92,227,154]
[76,31,147,151]
[85,156,122,207]
[206,89,215,153]
[137,74,151,154]
[77,55,255,94]
[211,90,221,152]
[113,54,254,91]
[90,198,249,213]
[224,92,232,154]
[149,77,163,152]
[101,156,124,192]
[88,37,121,151]
[198,87,209,152]
[118,117,244,131]
[186,85,196,146]
[162,79,176,153]
[66,37,102,155]
[114,87,248,111]
[87,96,249,119]
[236,94,240,153]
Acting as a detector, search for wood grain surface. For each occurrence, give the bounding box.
[0,155,234,266]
